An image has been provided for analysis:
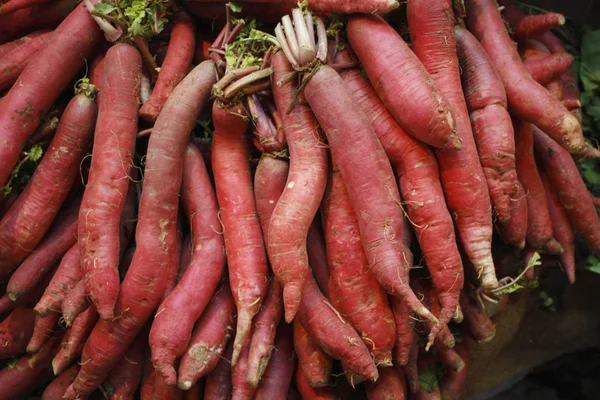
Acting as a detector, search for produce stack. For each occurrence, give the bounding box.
[0,0,596,398]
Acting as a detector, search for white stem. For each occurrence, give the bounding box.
[282,15,301,64]
[292,9,315,65]
[275,23,299,68]
[305,12,316,52]
[315,17,328,63]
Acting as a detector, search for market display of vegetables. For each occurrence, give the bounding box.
[0,0,597,398]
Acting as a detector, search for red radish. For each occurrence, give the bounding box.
[34,244,81,317]
[336,46,462,341]
[534,127,600,252]
[306,219,331,298]
[293,319,332,388]
[366,367,407,400]
[297,274,378,382]
[0,30,49,57]
[408,0,496,290]
[141,366,184,400]
[440,339,470,400]
[0,307,35,359]
[459,291,496,343]
[268,51,328,323]
[523,53,574,85]
[0,0,76,43]
[495,179,528,249]
[542,174,576,283]
[150,142,226,385]
[79,42,141,321]
[52,306,98,375]
[103,332,146,400]
[177,282,236,390]
[26,312,60,353]
[203,341,233,400]
[0,30,51,91]
[322,157,396,366]
[61,280,89,327]
[64,61,216,399]
[254,324,295,399]
[0,86,96,277]
[232,337,256,400]
[212,100,269,366]
[140,11,196,122]
[0,336,59,400]
[6,201,79,296]
[513,118,563,251]
[389,295,413,367]
[464,0,584,153]
[346,14,460,150]
[185,0,398,14]
[295,366,336,400]
[512,12,566,41]
[455,25,522,223]
[184,382,204,400]
[413,353,441,400]
[42,364,81,400]
[0,0,53,16]
[403,333,420,393]
[0,268,54,315]
[89,51,105,90]
[0,3,101,187]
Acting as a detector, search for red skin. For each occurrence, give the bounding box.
[465,0,584,154]
[306,219,331,298]
[103,332,146,400]
[523,53,574,86]
[293,319,332,388]
[513,13,566,41]
[403,333,420,393]
[408,0,496,290]
[204,341,233,400]
[389,296,413,367]
[347,15,460,150]
[150,142,226,385]
[60,280,89,327]
[141,366,184,400]
[0,0,76,43]
[35,244,81,316]
[534,127,600,252]
[0,89,96,278]
[254,324,295,399]
[26,312,60,353]
[413,354,441,400]
[513,119,562,250]
[79,43,141,321]
[0,307,35,359]
[0,30,49,57]
[140,11,195,122]
[0,0,53,16]
[459,292,496,343]
[0,267,53,314]
[0,3,101,187]
[268,53,328,322]
[297,274,378,381]
[336,49,462,334]
[232,337,256,400]
[64,61,216,400]
[322,159,396,366]
[212,102,268,366]
[183,382,204,400]
[366,367,407,400]
[52,306,99,375]
[89,51,106,90]
[542,174,576,283]
[0,193,18,220]
[0,336,58,400]
[455,26,521,223]
[440,339,470,400]
[294,367,336,400]
[184,0,398,14]
[495,178,528,249]
[0,30,51,90]
[304,64,436,326]
[42,365,82,400]
[6,202,79,296]
[177,283,236,390]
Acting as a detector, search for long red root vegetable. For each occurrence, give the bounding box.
[185,0,398,14]
[254,324,294,399]
[52,306,99,375]
[140,11,196,122]
[440,339,470,400]
[0,30,51,91]
[42,363,80,400]
[177,282,236,390]
[0,30,49,57]
[103,332,146,400]
[0,307,35,359]
[366,367,407,400]
[293,318,332,388]
[0,0,76,43]
[232,336,256,400]
[150,142,225,385]
[26,312,60,353]
[0,3,101,187]
[64,61,216,399]
[464,0,584,153]
[459,291,496,343]
[0,268,54,315]
[204,341,233,400]
[455,25,521,223]
[513,12,566,41]
[294,366,336,400]
[347,14,460,150]
[212,100,268,366]
[533,127,600,253]
[523,53,574,86]
[79,42,141,321]
[408,0,496,290]
[268,51,328,323]
[60,279,89,327]
[0,0,53,16]
[0,86,96,278]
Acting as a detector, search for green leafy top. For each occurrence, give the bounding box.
[418,364,439,393]
[2,145,44,198]
[223,19,278,70]
[92,0,169,40]
[491,252,541,296]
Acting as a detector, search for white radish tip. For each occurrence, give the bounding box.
[178,380,192,391]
